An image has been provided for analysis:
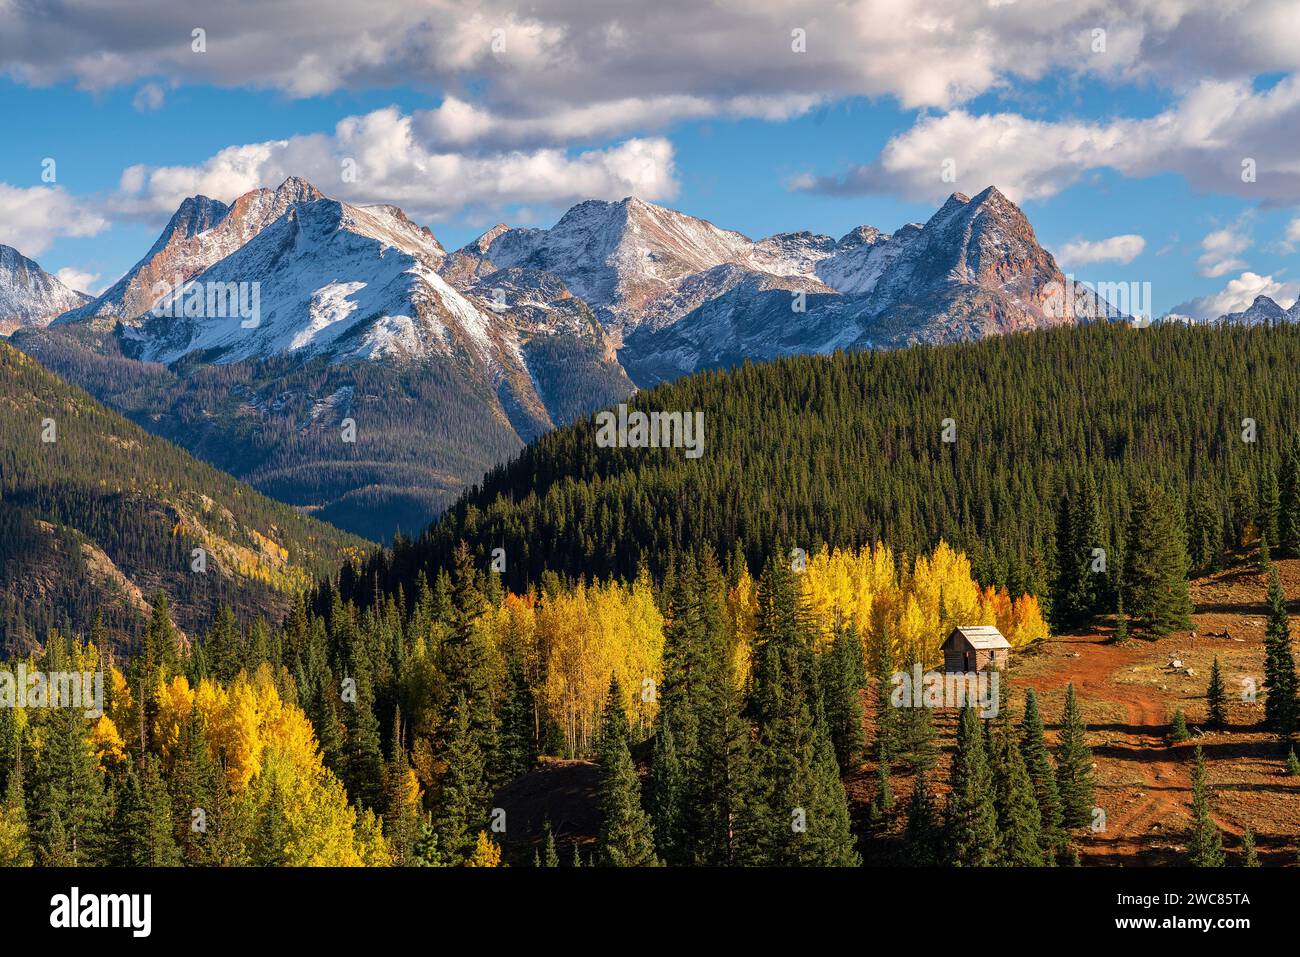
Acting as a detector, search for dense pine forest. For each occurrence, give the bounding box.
[0,343,367,653]
[367,323,1300,608]
[4,321,1298,867]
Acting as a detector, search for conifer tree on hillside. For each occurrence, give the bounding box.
[823,626,865,770]
[497,655,538,784]
[945,704,1000,866]
[1206,658,1227,729]
[1259,465,1282,554]
[903,769,939,866]
[1241,825,1260,867]
[992,729,1045,866]
[436,698,489,865]
[1020,689,1064,856]
[113,756,180,867]
[1186,745,1224,867]
[1055,683,1096,829]
[1281,435,1300,558]
[1263,564,1298,738]
[1122,482,1193,636]
[596,681,659,867]
[341,657,386,811]
[28,703,107,866]
[542,818,560,867]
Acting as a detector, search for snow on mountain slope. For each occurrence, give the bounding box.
[57,177,326,327]
[0,244,89,334]
[1216,295,1295,326]
[126,197,479,366]
[620,187,1119,381]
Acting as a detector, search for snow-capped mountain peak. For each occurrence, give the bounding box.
[0,245,90,334]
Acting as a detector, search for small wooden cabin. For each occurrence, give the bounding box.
[941,625,1010,673]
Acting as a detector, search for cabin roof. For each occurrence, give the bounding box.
[946,625,1011,650]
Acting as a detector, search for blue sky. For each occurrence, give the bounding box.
[3,0,1299,319]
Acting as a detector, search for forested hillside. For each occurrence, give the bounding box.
[0,342,368,652]
[368,323,1300,607]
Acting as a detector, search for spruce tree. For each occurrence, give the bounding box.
[1170,709,1190,743]
[823,626,865,770]
[1206,658,1227,729]
[436,698,489,865]
[1020,689,1063,856]
[1122,481,1193,636]
[903,769,938,865]
[1280,435,1300,558]
[497,655,538,784]
[945,704,1000,866]
[993,729,1045,866]
[596,682,659,867]
[1055,683,1096,829]
[542,818,560,867]
[1241,825,1260,867]
[28,704,107,866]
[1186,745,1224,866]
[1263,564,1298,737]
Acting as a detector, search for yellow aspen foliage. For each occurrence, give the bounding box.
[152,674,194,767]
[106,667,133,735]
[465,831,502,867]
[797,541,1047,666]
[90,715,126,771]
[725,568,757,689]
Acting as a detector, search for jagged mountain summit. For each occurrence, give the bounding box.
[58,176,327,327]
[24,177,632,540]
[0,244,89,335]
[1215,294,1300,326]
[455,186,1110,385]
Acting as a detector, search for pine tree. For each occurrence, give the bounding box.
[1280,435,1300,558]
[648,719,684,862]
[1186,745,1224,867]
[1263,564,1298,737]
[1286,747,1300,776]
[1122,481,1193,636]
[1055,683,1096,829]
[1206,658,1227,729]
[596,681,659,867]
[872,734,894,816]
[1259,464,1282,553]
[1170,709,1190,743]
[993,729,1045,866]
[341,658,386,810]
[823,626,865,770]
[28,705,107,866]
[436,698,489,865]
[1241,825,1260,867]
[1020,689,1063,856]
[1113,592,1129,643]
[497,655,537,784]
[903,769,938,865]
[114,756,180,866]
[542,818,560,867]
[945,704,1000,866]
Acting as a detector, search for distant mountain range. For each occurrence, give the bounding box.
[0,244,89,335]
[5,178,1121,539]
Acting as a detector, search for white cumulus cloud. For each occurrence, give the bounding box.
[1057,234,1146,266]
